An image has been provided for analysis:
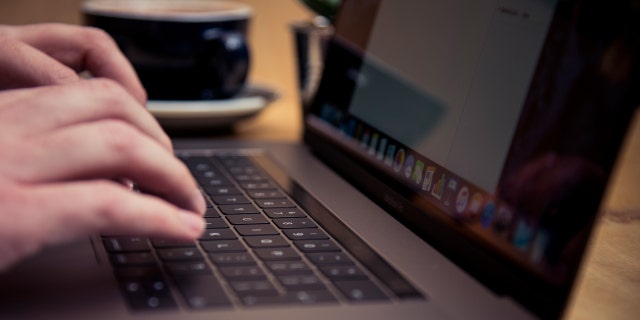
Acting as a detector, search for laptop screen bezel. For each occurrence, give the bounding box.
[302,0,639,318]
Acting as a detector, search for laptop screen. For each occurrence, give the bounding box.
[305,0,639,317]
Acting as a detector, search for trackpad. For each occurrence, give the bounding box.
[0,239,122,314]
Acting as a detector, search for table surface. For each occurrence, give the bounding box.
[1,1,639,319]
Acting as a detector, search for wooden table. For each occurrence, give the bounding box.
[1,0,638,319]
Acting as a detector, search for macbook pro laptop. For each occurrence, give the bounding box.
[1,0,638,319]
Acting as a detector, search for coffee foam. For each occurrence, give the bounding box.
[82,0,252,22]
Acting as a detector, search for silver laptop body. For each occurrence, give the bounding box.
[1,0,638,319]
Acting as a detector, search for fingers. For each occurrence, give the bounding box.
[0,23,146,104]
[0,34,79,89]
[20,119,205,215]
[32,181,205,245]
[0,179,204,272]
[0,79,171,151]
[0,80,201,213]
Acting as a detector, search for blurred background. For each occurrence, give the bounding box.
[0,0,315,140]
[0,1,639,319]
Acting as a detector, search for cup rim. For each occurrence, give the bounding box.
[82,0,252,22]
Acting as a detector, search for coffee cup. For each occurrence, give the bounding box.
[82,0,252,100]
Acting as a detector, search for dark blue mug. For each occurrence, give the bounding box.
[83,0,252,100]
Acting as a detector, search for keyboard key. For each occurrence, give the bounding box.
[319,265,368,280]
[294,240,341,253]
[165,261,211,276]
[110,252,156,266]
[265,261,313,275]
[283,228,329,240]
[103,237,150,252]
[277,274,325,290]
[218,156,252,167]
[255,199,296,208]
[183,158,213,171]
[273,218,317,229]
[209,252,257,266]
[211,195,251,205]
[244,235,290,248]
[204,218,229,229]
[235,224,279,236]
[247,189,286,199]
[226,214,269,225]
[226,166,258,175]
[200,240,246,253]
[240,182,274,190]
[218,204,260,215]
[151,239,197,248]
[119,277,177,310]
[199,229,237,241]
[233,174,268,182]
[229,280,278,297]
[203,185,241,196]
[307,252,354,265]
[156,248,203,261]
[203,176,229,187]
[264,208,307,218]
[219,265,267,280]
[241,290,337,306]
[114,266,163,279]
[254,247,300,261]
[333,280,389,302]
[199,177,232,187]
[194,170,223,180]
[174,275,232,309]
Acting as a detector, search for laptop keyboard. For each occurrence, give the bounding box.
[101,154,422,311]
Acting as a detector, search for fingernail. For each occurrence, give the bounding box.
[192,189,207,215]
[180,211,205,235]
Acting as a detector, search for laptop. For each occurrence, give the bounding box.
[1,0,637,319]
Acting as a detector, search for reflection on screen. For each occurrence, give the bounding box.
[351,0,556,191]
[309,0,639,290]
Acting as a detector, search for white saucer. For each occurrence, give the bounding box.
[147,85,278,129]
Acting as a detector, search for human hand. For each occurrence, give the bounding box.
[0,23,146,104]
[0,79,205,271]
